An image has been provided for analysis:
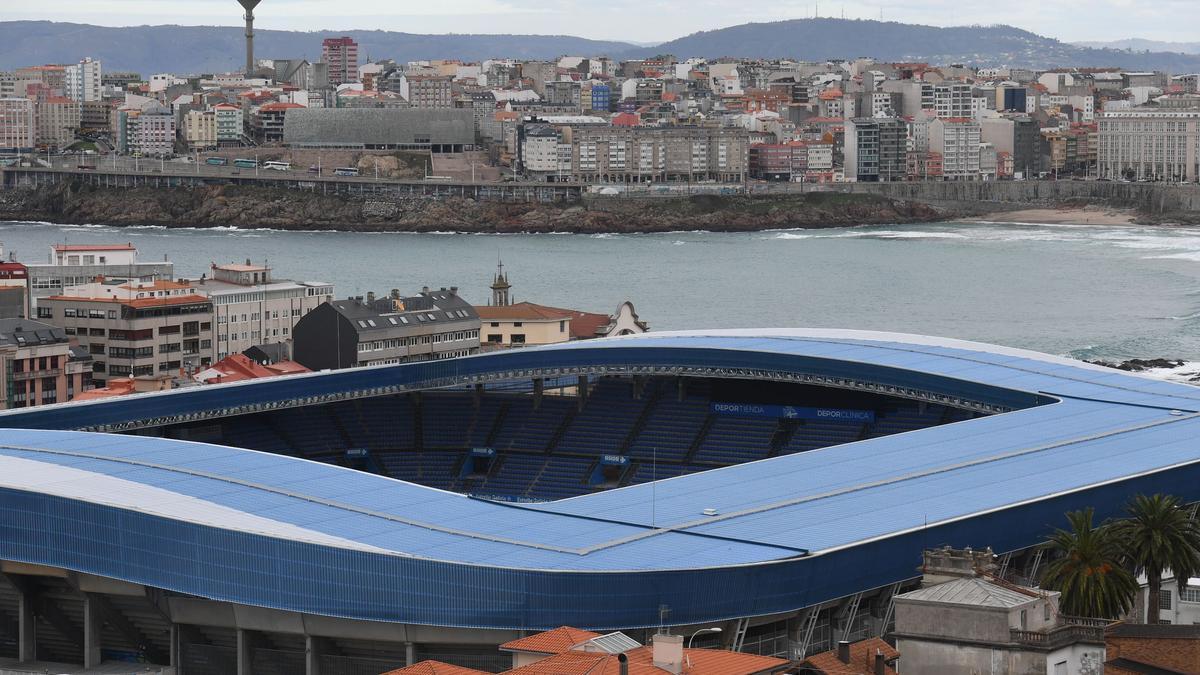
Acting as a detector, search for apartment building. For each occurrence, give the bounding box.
[293,288,480,371]
[322,37,359,86]
[1098,103,1200,182]
[214,103,244,144]
[35,97,80,148]
[933,83,972,119]
[522,123,750,183]
[26,243,174,303]
[930,118,982,180]
[65,57,102,103]
[0,257,30,319]
[199,260,334,362]
[0,319,92,409]
[182,109,217,150]
[0,97,35,152]
[39,278,213,385]
[398,75,453,108]
[844,117,907,182]
[117,102,176,156]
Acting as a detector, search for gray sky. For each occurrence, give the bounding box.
[9,0,1195,44]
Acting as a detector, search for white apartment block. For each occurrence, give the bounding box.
[930,118,982,180]
[200,261,334,362]
[65,58,102,103]
[1098,107,1200,182]
[934,83,972,119]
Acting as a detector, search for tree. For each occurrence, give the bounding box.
[1041,508,1137,619]
[1110,493,1200,623]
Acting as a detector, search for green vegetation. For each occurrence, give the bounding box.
[1040,494,1200,621]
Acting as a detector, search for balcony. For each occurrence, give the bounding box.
[1010,617,1109,649]
[12,369,62,381]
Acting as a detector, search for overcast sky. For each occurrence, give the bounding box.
[9,0,1195,44]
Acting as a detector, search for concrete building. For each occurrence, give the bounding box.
[0,256,30,319]
[322,37,359,86]
[214,103,244,144]
[0,97,35,152]
[197,260,334,362]
[39,278,214,385]
[25,243,174,303]
[293,287,480,371]
[117,102,176,157]
[283,108,474,151]
[182,109,217,150]
[255,102,304,143]
[893,552,1105,675]
[933,83,972,119]
[929,118,982,180]
[399,75,453,108]
[1099,104,1200,182]
[64,57,102,103]
[523,123,750,183]
[844,118,906,182]
[35,97,80,148]
[0,319,92,409]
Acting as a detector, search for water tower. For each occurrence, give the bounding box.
[238,0,263,77]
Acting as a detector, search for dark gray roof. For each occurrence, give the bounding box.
[330,290,479,334]
[1107,622,1200,639]
[243,342,290,364]
[1104,658,1189,675]
[283,108,475,147]
[0,319,68,347]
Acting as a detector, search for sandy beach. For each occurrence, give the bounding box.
[967,206,1137,226]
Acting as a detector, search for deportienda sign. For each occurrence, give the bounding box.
[711,402,875,423]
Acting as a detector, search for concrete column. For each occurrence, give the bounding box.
[577,376,589,410]
[169,624,180,669]
[83,594,103,669]
[533,378,544,409]
[405,641,415,667]
[237,628,254,675]
[305,634,321,675]
[16,584,35,662]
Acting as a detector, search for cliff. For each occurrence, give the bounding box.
[0,182,946,233]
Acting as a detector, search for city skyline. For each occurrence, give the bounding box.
[7,0,1199,45]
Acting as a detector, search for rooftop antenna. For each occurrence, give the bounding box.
[238,0,264,78]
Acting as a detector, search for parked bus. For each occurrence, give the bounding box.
[333,167,360,177]
[233,158,258,169]
[205,157,228,166]
[263,161,291,172]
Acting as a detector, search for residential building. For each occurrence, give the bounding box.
[398,75,453,108]
[476,303,573,347]
[117,102,176,156]
[798,638,899,674]
[25,243,173,303]
[182,109,217,150]
[1105,623,1200,674]
[0,256,30,319]
[65,57,102,103]
[893,550,1105,675]
[80,99,114,131]
[0,319,92,409]
[192,353,309,385]
[292,287,480,371]
[214,103,244,144]
[933,82,972,119]
[929,118,982,180]
[38,278,214,385]
[1099,103,1200,182]
[845,117,906,182]
[198,260,334,362]
[255,102,304,143]
[0,97,35,152]
[35,97,80,148]
[322,37,359,86]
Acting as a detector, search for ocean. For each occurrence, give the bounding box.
[4,219,1200,366]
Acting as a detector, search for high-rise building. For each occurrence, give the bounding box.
[321,37,359,86]
[1099,101,1200,182]
[0,97,35,152]
[930,118,982,180]
[35,96,81,148]
[65,57,102,103]
[844,118,908,182]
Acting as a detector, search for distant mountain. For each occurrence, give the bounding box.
[633,19,1200,71]
[0,21,638,74]
[1074,38,1200,56]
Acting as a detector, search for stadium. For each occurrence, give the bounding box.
[0,328,1199,673]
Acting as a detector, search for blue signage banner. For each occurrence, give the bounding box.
[600,454,631,466]
[471,447,496,458]
[710,402,875,423]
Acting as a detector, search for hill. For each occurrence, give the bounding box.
[0,21,637,74]
[1074,38,1200,56]
[634,19,1200,71]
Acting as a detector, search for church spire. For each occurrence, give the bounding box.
[490,259,511,307]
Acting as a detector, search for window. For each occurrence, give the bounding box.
[37,307,52,319]
[1181,587,1200,603]
[559,320,566,332]
[514,322,523,327]
[511,334,526,344]
[1043,603,1051,621]
[1161,590,1173,611]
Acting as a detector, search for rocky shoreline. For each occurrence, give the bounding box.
[0,182,947,233]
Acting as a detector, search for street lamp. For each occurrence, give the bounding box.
[686,624,720,662]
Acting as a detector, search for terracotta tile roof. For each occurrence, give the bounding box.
[800,638,899,675]
[506,646,787,675]
[380,660,493,675]
[195,354,310,384]
[501,626,602,654]
[475,302,574,322]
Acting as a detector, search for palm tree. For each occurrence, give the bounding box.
[1110,493,1200,623]
[1040,508,1137,619]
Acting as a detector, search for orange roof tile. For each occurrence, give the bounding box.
[475,302,575,322]
[380,661,493,675]
[501,627,602,654]
[801,638,899,675]
[507,646,787,675]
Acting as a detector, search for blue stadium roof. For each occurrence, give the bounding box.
[0,329,1199,630]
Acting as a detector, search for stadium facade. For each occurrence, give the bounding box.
[0,329,1198,672]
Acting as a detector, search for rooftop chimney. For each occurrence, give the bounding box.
[651,634,683,675]
[449,286,458,295]
[237,0,263,78]
[874,650,885,675]
[390,289,400,300]
[367,291,376,304]
[618,653,628,675]
[837,641,851,664]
